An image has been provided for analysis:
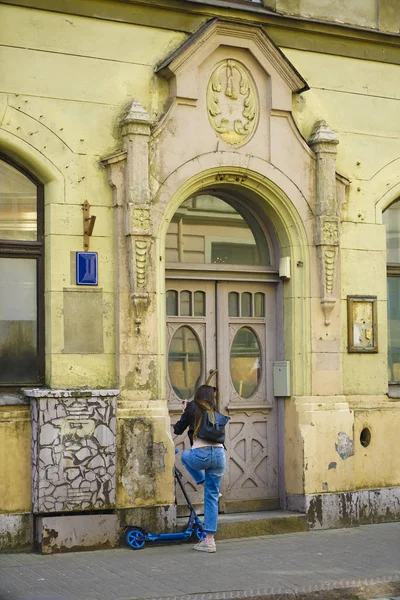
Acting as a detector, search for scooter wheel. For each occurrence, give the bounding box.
[193,524,206,541]
[125,527,147,549]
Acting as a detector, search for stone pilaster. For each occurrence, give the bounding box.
[308,120,340,326]
[102,101,175,519]
[121,99,153,332]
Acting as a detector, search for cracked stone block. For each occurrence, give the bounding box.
[53,485,69,499]
[31,392,117,513]
[75,447,92,462]
[40,423,55,445]
[39,448,53,465]
[90,480,99,492]
[66,468,80,481]
[71,477,83,489]
[94,424,114,446]
[89,454,104,468]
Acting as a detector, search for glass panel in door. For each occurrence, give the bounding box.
[217,281,279,512]
[167,280,216,512]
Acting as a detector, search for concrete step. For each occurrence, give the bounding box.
[178,510,308,540]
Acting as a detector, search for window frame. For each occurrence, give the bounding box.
[0,152,45,388]
[383,199,400,390]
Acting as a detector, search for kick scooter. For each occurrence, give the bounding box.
[125,450,205,550]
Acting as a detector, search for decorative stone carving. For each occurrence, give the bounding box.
[314,216,340,246]
[324,247,337,295]
[308,120,340,326]
[25,389,119,514]
[120,99,153,330]
[135,240,149,289]
[207,60,258,146]
[132,208,150,233]
[215,173,248,184]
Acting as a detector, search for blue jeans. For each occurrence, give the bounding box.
[181,446,226,535]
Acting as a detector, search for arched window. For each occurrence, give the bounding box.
[383,199,400,384]
[166,193,271,267]
[0,153,44,386]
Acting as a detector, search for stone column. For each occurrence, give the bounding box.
[103,100,175,532]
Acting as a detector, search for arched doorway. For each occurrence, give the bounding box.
[166,190,281,513]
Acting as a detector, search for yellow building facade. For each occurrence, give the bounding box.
[1,0,400,552]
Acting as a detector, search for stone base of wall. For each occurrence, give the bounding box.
[36,514,119,554]
[118,504,177,542]
[0,514,32,552]
[287,487,400,529]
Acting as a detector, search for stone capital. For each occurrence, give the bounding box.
[308,120,339,151]
[121,99,152,137]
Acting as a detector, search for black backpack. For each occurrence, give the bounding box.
[196,409,230,444]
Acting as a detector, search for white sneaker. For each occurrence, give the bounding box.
[193,539,216,553]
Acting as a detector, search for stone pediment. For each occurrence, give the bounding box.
[151,18,312,206]
[156,18,308,110]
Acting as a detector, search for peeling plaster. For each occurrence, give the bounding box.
[328,461,337,470]
[119,420,167,503]
[335,431,354,460]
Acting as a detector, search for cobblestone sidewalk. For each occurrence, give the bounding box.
[0,522,399,600]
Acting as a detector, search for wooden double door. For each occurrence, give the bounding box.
[167,278,279,513]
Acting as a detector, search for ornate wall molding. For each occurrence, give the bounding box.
[308,120,340,326]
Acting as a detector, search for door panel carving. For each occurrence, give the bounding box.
[225,412,268,501]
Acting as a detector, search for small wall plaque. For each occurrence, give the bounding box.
[347,295,378,353]
[76,252,98,286]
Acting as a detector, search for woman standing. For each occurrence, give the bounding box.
[173,384,226,553]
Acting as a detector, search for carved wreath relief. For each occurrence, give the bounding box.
[207,60,258,146]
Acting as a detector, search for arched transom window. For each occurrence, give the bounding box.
[166,193,271,268]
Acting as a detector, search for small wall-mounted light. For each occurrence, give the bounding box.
[279,256,291,281]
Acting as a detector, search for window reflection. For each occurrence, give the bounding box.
[230,327,261,398]
[229,292,239,317]
[168,326,202,399]
[0,159,37,241]
[384,201,400,382]
[241,292,252,317]
[166,290,178,316]
[194,291,205,316]
[0,258,37,383]
[388,277,400,382]
[254,292,265,317]
[180,291,191,316]
[166,194,270,267]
